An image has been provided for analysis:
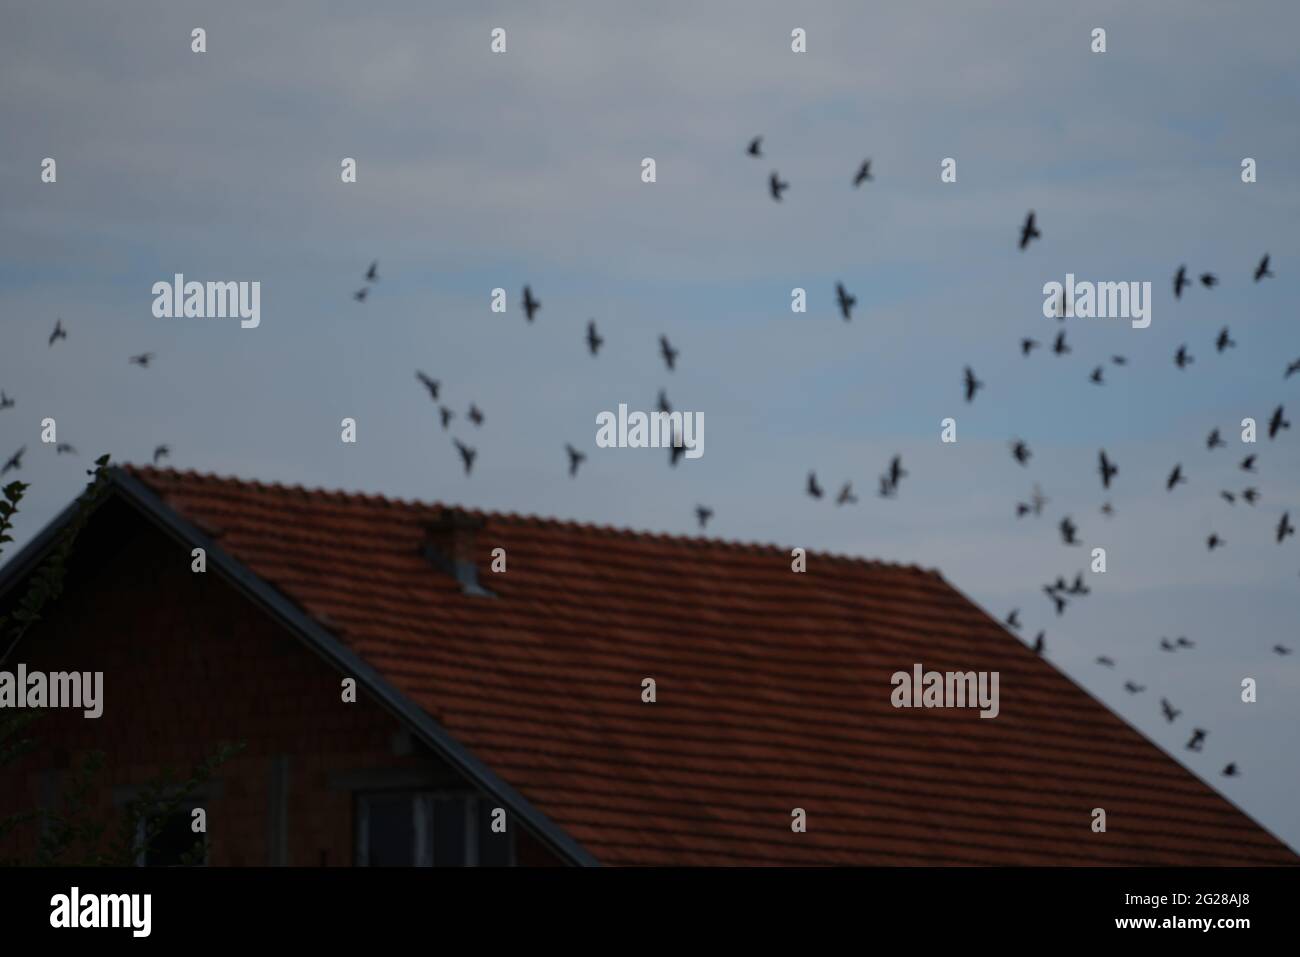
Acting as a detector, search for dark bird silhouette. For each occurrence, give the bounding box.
[1101,502,1114,517]
[129,353,155,367]
[467,404,484,427]
[415,371,440,400]
[1268,405,1289,439]
[836,482,858,506]
[152,444,170,465]
[1222,763,1238,777]
[55,443,77,455]
[1089,366,1104,385]
[0,391,13,410]
[1,447,24,475]
[657,390,671,414]
[585,320,604,356]
[1221,490,1236,505]
[365,261,378,283]
[1254,254,1273,282]
[1020,338,1039,356]
[1160,637,1177,652]
[1052,331,1070,355]
[835,282,857,321]
[1006,609,1021,630]
[1166,464,1186,491]
[696,505,713,529]
[1018,211,1040,250]
[565,444,585,477]
[1098,450,1118,489]
[454,440,476,475]
[1274,645,1292,655]
[852,159,873,187]
[1215,327,1235,352]
[1199,272,1217,288]
[769,171,789,201]
[747,136,762,158]
[659,335,678,372]
[439,407,454,430]
[1173,265,1190,299]
[1242,487,1259,505]
[1206,533,1225,551]
[1186,729,1206,752]
[1161,698,1180,722]
[1045,588,1067,617]
[1095,656,1115,667]
[1286,358,1300,379]
[807,472,823,500]
[1124,681,1145,694]
[49,319,66,347]
[1111,355,1128,366]
[353,288,368,302]
[1011,440,1031,466]
[669,433,686,467]
[888,456,907,488]
[522,285,540,322]
[1277,511,1295,544]
[1016,503,1031,518]
[1176,636,1194,648]
[1068,573,1090,596]
[1032,632,1045,654]
[963,366,983,403]
[1059,516,1079,546]
[1240,455,1256,472]
[878,475,897,499]
[1174,345,1194,369]
[1207,428,1224,450]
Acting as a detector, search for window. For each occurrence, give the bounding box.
[355,792,514,866]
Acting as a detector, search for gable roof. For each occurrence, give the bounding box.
[7,465,1296,865]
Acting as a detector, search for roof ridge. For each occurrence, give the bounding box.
[121,464,939,576]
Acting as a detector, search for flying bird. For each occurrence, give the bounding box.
[1273,645,1292,655]
[1098,450,1118,489]
[1032,632,1045,654]
[1011,440,1031,466]
[1199,272,1217,288]
[1161,698,1180,722]
[1089,366,1104,385]
[152,445,170,465]
[1241,487,1259,505]
[888,456,907,488]
[852,159,873,187]
[878,475,897,499]
[585,320,604,356]
[565,444,586,477]
[1052,331,1070,355]
[522,285,540,322]
[659,335,678,372]
[1222,763,1238,778]
[1101,502,1114,517]
[1254,254,1273,282]
[835,282,857,321]
[1240,455,1256,472]
[1277,512,1295,544]
[1221,490,1236,505]
[1206,429,1224,450]
[467,404,484,427]
[1206,533,1225,551]
[696,505,713,529]
[55,443,77,455]
[1176,636,1194,648]
[1020,338,1039,356]
[1068,573,1090,596]
[0,391,13,410]
[1095,656,1115,667]
[769,171,789,201]
[365,261,378,282]
[1018,211,1040,250]
[1159,637,1177,652]
[1286,358,1300,379]
[836,482,858,506]
[49,319,66,347]
[1166,464,1186,491]
[1268,405,1289,439]
[1111,355,1128,366]
[746,136,762,157]
[1215,327,1235,352]
[1186,729,1206,752]
[1173,265,1190,299]
[1059,516,1079,546]
[415,371,440,400]
[1,447,24,475]
[1006,610,1021,630]
[129,353,155,367]
[963,366,983,403]
[657,390,671,414]
[1174,345,1194,369]
[454,440,477,476]
[807,472,823,500]
[352,288,368,302]
[1124,682,1145,694]
[439,407,454,430]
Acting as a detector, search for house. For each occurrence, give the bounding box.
[0,465,1294,866]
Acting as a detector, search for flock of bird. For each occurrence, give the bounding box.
[4,134,1295,789]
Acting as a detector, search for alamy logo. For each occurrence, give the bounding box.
[50,887,151,937]
[890,663,1000,719]
[595,403,704,459]
[151,273,260,328]
[1042,273,1151,329]
[0,664,103,718]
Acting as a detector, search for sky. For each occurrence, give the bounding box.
[2,0,1299,854]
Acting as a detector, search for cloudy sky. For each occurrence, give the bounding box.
[3,1,1299,853]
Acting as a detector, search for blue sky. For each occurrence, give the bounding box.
[3,0,1299,854]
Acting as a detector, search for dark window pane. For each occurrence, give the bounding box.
[477,803,514,867]
[365,794,416,866]
[433,797,468,866]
